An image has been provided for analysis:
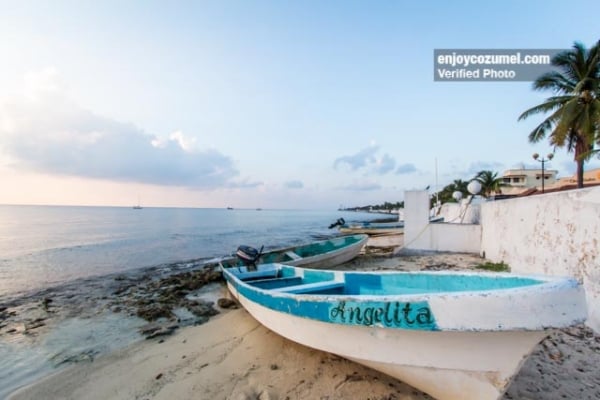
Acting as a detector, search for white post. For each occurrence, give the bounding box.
[403,190,430,250]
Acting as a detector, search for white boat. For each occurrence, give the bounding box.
[133,195,143,209]
[220,234,368,272]
[222,263,587,400]
[336,217,442,235]
[338,221,405,235]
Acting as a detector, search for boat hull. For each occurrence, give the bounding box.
[222,234,368,271]
[338,221,404,235]
[223,265,587,400]
[338,227,403,235]
[228,281,546,400]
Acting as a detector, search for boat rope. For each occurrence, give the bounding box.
[394,198,477,253]
[393,221,432,252]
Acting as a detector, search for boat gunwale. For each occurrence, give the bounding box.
[221,234,368,266]
[268,234,368,258]
[223,263,581,302]
[222,263,587,331]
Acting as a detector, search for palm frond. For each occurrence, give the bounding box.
[527,107,564,143]
[518,96,572,121]
[533,71,576,93]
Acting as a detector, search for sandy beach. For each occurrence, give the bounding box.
[9,240,600,400]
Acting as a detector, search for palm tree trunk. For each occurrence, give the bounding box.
[575,141,586,188]
[576,159,584,188]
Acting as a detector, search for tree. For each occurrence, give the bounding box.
[432,179,469,205]
[518,41,600,188]
[474,170,502,197]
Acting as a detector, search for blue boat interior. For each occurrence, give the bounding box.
[234,264,545,296]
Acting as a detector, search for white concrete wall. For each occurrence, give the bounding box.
[438,199,481,224]
[404,191,430,249]
[480,187,600,332]
[403,190,482,253]
[427,223,482,253]
[403,222,482,253]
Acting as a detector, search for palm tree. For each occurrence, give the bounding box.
[432,179,470,205]
[474,170,502,197]
[451,179,469,196]
[518,41,600,188]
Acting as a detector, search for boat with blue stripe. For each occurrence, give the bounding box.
[222,263,587,400]
[220,234,368,270]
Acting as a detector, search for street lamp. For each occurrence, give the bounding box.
[532,153,554,193]
[467,180,482,196]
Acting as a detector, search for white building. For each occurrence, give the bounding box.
[500,168,558,195]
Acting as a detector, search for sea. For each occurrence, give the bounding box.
[0,205,380,398]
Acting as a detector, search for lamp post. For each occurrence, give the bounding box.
[532,153,554,193]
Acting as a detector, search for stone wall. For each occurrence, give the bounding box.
[480,187,600,332]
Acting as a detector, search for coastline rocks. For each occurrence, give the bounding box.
[113,284,135,296]
[23,317,47,332]
[52,349,98,366]
[41,298,53,310]
[128,266,223,325]
[217,298,238,309]
[184,299,219,319]
[1,262,227,344]
[139,322,179,339]
[136,304,174,321]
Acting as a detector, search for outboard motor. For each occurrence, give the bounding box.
[328,217,346,229]
[236,245,264,270]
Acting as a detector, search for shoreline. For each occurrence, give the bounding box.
[0,257,229,398]
[6,243,600,399]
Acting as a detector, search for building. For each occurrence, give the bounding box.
[496,167,600,198]
[543,168,600,192]
[499,168,558,196]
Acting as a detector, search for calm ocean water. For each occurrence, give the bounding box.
[0,205,382,398]
[0,205,378,302]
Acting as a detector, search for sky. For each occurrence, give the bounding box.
[0,1,599,209]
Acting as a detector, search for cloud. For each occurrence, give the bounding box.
[466,161,504,175]
[510,162,543,170]
[284,180,304,189]
[333,145,379,171]
[226,179,263,189]
[334,145,411,176]
[0,71,240,189]
[338,182,382,191]
[395,163,417,174]
[374,153,396,175]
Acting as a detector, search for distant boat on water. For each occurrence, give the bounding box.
[227,207,234,210]
[133,195,143,209]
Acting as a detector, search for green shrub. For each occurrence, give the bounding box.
[475,261,510,272]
